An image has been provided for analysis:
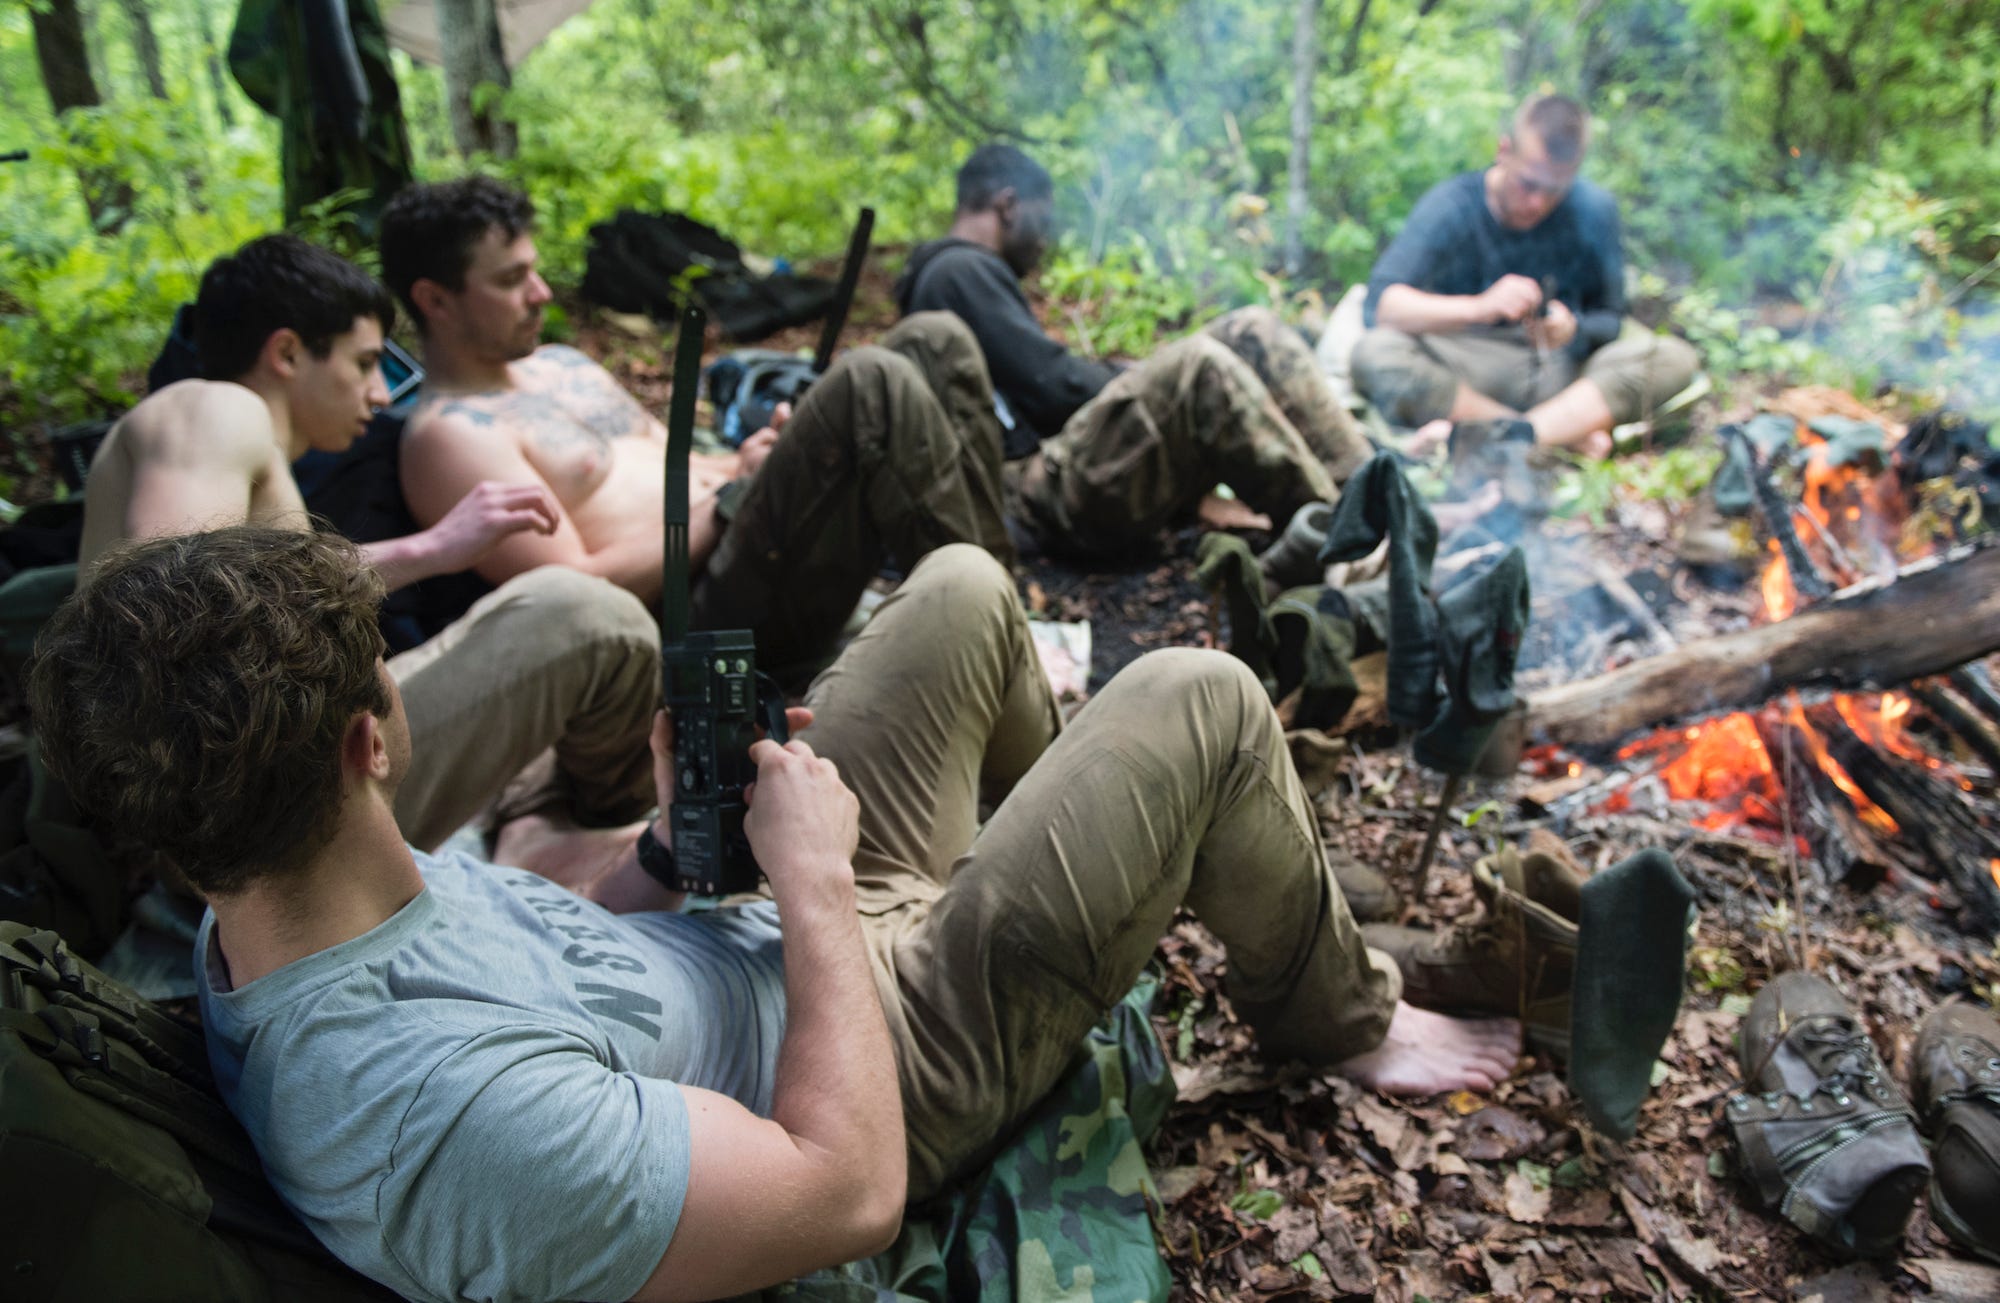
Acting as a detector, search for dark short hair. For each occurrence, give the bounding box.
[955,143,1053,213]
[193,234,395,382]
[378,175,537,330]
[1513,94,1589,165]
[29,527,392,895]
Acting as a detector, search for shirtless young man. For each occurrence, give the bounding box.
[76,234,662,855]
[78,234,558,588]
[383,176,1013,675]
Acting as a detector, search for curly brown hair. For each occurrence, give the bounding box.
[29,527,391,895]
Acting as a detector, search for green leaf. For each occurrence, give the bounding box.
[1515,1159,1552,1192]
[1291,1252,1324,1279]
[1230,1187,1285,1220]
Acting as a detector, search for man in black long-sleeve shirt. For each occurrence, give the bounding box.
[1351,95,1698,456]
[896,145,1375,559]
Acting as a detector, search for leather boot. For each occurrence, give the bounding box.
[1729,972,1930,1256]
[1257,501,1333,591]
[1360,845,1580,1055]
[1912,1001,2000,1262]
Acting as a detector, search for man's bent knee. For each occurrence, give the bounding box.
[1351,329,1453,426]
[886,310,983,362]
[900,543,1018,628]
[1115,646,1270,716]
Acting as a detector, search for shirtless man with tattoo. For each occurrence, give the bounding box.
[75,233,662,856]
[384,176,1014,672]
[79,233,559,588]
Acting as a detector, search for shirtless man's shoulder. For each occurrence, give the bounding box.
[79,380,301,579]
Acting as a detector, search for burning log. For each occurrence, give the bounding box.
[1910,681,2000,773]
[1753,713,1899,891]
[1805,701,2000,931]
[1510,542,2000,753]
[1724,423,1834,602]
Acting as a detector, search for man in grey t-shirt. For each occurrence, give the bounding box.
[30,527,1520,1302]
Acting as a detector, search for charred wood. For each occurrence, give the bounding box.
[1724,423,1833,601]
[1806,703,2000,933]
[1511,542,2000,752]
[1912,681,2000,774]
[1754,715,1897,890]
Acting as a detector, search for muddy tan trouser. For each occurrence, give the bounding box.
[388,567,659,852]
[801,543,1401,1202]
[1351,322,1702,427]
[694,313,1012,677]
[1009,307,1375,558]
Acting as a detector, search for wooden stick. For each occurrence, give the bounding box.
[1724,423,1833,601]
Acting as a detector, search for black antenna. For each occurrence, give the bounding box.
[662,305,705,643]
[812,206,875,373]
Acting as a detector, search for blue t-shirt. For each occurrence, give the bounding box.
[1364,169,1627,360]
[196,849,788,1303]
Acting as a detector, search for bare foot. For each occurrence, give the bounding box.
[1579,429,1613,460]
[1197,490,1272,532]
[1336,1001,1523,1096]
[492,811,647,894]
[1405,419,1452,459]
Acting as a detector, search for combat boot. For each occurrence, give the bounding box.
[1911,1001,2000,1262]
[1360,844,1580,1055]
[1728,972,1930,1257]
[1257,501,1333,590]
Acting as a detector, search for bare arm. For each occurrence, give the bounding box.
[1375,275,1544,334]
[358,480,561,592]
[629,733,904,1301]
[402,411,670,604]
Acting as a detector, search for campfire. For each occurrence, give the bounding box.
[1514,399,2000,933]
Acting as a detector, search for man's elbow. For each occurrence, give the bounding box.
[843,1188,904,1260]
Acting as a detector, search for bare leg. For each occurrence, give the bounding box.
[1527,377,1616,454]
[1448,382,1519,422]
[1337,1001,1524,1096]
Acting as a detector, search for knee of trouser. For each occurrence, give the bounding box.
[502,566,658,654]
[895,310,983,363]
[1120,646,1269,719]
[1212,304,1284,341]
[1650,334,1702,401]
[1350,330,1446,425]
[901,542,1017,628]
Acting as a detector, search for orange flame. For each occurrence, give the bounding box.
[1761,543,1796,621]
[1784,697,1899,835]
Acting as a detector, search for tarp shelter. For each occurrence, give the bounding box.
[379,0,600,69]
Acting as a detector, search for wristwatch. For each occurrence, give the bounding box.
[635,825,677,888]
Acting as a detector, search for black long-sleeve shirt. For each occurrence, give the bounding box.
[895,239,1119,456]
[1363,171,1626,362]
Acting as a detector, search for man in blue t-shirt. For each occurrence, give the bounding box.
[1352,94,1699,457]
[28,527,1523,1302]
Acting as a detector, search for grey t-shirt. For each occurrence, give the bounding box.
[196,849,788,1303]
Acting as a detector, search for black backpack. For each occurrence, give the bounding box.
[581,208,839,342]
[0,923,397,1300]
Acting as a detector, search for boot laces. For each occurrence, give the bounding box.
[1797,1017,1879,1095]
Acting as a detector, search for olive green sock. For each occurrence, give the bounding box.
[1570,848,1696,1139]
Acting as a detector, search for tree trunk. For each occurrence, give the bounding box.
[27,0,132,231]
[192,0,235,127]
[81,0,116,101]
[1508,543,2000,751]
[114,0,167,100]
[434,0,517,158]
[1281,0,1322,278]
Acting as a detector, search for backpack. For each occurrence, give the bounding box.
[0,923,396,1301]
[704,349,819,447]
[580,208,839,342]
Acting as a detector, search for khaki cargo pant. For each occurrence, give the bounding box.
[1352,322,1702,427]
[694,313,1012,676]
[389,567,659,852]
[801,544,1400,1202]
[1010,306,1376,558]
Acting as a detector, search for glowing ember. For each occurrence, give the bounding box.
[1760,543,1795,621]
[1991,859,2000,893]
[1782,697,1899,835]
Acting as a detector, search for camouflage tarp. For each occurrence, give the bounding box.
[760,974,1174,1303]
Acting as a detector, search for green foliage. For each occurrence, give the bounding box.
[1552,445,1724,525]
[3,0,1999,440]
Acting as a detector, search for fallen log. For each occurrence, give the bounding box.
[1510,541,2000,752]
